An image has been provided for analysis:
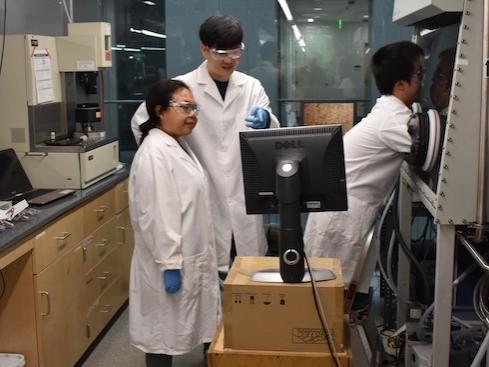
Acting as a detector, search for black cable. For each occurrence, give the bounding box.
[303,253,341,367]
[0,268,5,299]
[0,0,6,78]
[393,183,432,305]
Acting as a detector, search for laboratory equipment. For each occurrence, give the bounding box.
[0,23,118,189]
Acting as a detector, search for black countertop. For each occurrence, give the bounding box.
[0,165,130,254]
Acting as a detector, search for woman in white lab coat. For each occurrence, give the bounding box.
[128,79,220,367]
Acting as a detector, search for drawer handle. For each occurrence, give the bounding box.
[116,226,126,244]
[53,231,71,243]
[100,304,113,313]
[96,271,112,281]
[40,291,51,316]
[95,239,110,248]
[94,205,109,215]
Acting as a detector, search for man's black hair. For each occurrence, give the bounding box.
[199,15,243,49]
[371,41,424,95]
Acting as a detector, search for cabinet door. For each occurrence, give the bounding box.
[114,179,129,214]
[115,208,134,289]
[35,244,84,367]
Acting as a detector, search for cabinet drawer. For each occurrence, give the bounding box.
[115,209,134,290]
[82,216,116,274]
[82,248,119,310]
[33,208,84,274]
[114,179,129,214]
[83,188,115,234]
[85,276,127,343]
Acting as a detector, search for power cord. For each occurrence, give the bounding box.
[304,253,342,367]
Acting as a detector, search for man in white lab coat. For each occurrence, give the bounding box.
[304,41,424,295]
[131,15,279,269]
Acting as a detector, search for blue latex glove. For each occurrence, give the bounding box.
[163,269,182,294]
[245,106,270,129]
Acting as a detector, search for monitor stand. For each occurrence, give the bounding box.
[251,268,336,283]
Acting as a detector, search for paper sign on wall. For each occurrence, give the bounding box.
[32,48,54,104]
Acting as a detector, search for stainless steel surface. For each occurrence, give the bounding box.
[459,232,489,272]
[478,0,489,240]
[432,224,456,367]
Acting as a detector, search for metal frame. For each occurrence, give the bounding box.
[395,1,488,366]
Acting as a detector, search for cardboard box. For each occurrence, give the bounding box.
[208,322,351,367]
[223,257,345,353]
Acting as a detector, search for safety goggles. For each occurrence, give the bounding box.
[411,68,424,82]
[169,100,200,116]
[208,42,245,60]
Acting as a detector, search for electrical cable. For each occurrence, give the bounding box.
[393,183,432,304]
[0,0,7,79]
[304,253,342,367]
[417,256,487,340]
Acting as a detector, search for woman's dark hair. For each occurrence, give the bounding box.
[199,14,243,49]
[139,79,190,143]
[371,41,424,95]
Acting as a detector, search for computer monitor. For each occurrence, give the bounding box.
[240,125,348,283]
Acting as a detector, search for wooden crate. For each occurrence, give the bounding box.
[208,323,351,367]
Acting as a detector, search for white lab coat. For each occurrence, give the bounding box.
[128,128,220,355]
[304,95,412,291]
[131,61,279,267]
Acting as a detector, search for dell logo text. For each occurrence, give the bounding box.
[275,140,304,149]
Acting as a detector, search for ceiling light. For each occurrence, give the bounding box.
[277,0,293,21]
[130,27,166,39]
[363,15,369,19]
[313,7,323,11]
[291,24,302,41]
[140,47,166,51]
[143,1,156,5]
[307,18,314,23]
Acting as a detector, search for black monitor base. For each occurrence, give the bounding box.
[250,268,336,283]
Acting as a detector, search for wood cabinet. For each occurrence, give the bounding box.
[30,178,134,367]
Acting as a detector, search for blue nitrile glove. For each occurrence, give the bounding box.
[245,106,270,129]
[163,269,182,294]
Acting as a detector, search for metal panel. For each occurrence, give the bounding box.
[435,0,484,224]
[393,0,464,25]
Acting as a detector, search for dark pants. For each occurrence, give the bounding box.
[146,343,210,367]
[145,353,172,367]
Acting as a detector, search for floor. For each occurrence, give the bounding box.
[79,305,207,367]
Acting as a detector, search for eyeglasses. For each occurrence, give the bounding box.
[412,68,424,82]
[208,43,245,60]
[169,100,200,116]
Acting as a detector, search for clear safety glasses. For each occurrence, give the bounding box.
[169,100,200,116]
[208,42,245,60]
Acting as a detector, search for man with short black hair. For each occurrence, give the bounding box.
[304,41,424,299]
[132,15,279,273]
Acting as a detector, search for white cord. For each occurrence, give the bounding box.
[61,0,73,23]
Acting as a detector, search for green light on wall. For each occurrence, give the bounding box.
[337,18,343,29]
